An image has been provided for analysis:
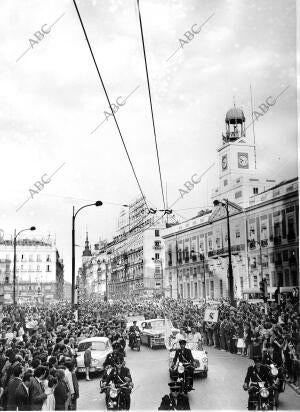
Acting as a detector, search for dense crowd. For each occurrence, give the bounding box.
[0,290,298,410]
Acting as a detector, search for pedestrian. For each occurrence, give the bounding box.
[29,366,48,411]
[4,363,23,410]
[54,370,68,411]
[83,343,92,381]
[42,376,56,411]
[15,372,31,411]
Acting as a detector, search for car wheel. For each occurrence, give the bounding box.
[202,371,207,378]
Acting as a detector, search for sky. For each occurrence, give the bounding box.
[0,0,298,282]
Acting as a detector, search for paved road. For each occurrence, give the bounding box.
[78,344,300,410]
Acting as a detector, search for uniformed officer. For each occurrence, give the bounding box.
[172,340,195,390]
[103,343,124,368]
[105,358,133,410]
[243,356,273,410]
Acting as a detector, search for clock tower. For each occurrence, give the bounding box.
[212,105,276,206]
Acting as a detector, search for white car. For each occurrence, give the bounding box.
[140,319,179,349]
[76,337,113,375]
[169,342,208,377]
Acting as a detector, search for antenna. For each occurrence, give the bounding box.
[250,84,257,169]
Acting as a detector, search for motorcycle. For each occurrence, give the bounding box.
[267,363,286,410]
[103,382,131,410]
[130,331,141,351]
[171,361,194,393]
[247,381,274,411]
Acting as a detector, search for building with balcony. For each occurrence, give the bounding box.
[78,196,166,300]
[162,106,298,301]
[0,235,64,304]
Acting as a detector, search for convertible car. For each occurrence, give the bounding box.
[140,318,179,349]
[169,342,208,378]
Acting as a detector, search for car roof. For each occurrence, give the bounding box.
[78,337,110,344]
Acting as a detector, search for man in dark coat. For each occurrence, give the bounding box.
[172,340,195,390]
[5,364,23,410]
[243,356,272,410]
[29,366,47,411]
[15,372,31,411]
[54,369,69,410]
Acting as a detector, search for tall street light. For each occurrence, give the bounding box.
[72,201,103,306]
[13,226,36,305]
[213,199,234,306]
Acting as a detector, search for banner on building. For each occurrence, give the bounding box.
[204,308,219,323]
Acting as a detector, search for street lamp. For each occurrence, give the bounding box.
[213,199,234,306]
[13,226,36,305]
[72,201,103,306]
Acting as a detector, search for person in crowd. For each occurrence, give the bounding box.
[83,343,92,382]
[15,372,31,411]
[54,370,68,411]
[29,366,48,411]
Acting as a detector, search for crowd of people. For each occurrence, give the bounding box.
[0,291,298,410]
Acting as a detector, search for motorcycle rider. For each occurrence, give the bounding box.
[105,357,133,410]
[243,356,273,410]
[128,321,141,348]
[158,382,190,410]
[103,343,124,369]
[172,339,195,391]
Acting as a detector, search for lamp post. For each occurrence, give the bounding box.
[72,201,103,306]
[13,226,36,305]
[213,199,234,306]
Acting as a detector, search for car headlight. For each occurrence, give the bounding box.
[260,388,269,398]
[178,365,185,374]
[202,357,208,363]
[110,389,118,399]
[271,367,278,377]
[92,359,101,366]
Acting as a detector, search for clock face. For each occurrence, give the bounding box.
[238,152,249,168]
[222,154,228,170]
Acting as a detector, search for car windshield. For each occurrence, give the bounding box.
[150,320,165,329]
[78,341,106,352]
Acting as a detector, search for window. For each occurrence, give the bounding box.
[208,239,212,250]
[155,253,160,260]
[253,275,258,287]
[236,231,240,239]
[240,277,244,292]
[224,179,228,186]
[235,191,242,199]
[216,238,220,248]
[46,255,51,262]
[253,187,258,194]
[78,341,106,352]
[155,230,160,237]
[29,255,33,262]
[287,216,295,239]
[46,265,50,272]
[194,283,198,298]
[37,255,42,262]
[282,250,289,261]
[220,280,223,297]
